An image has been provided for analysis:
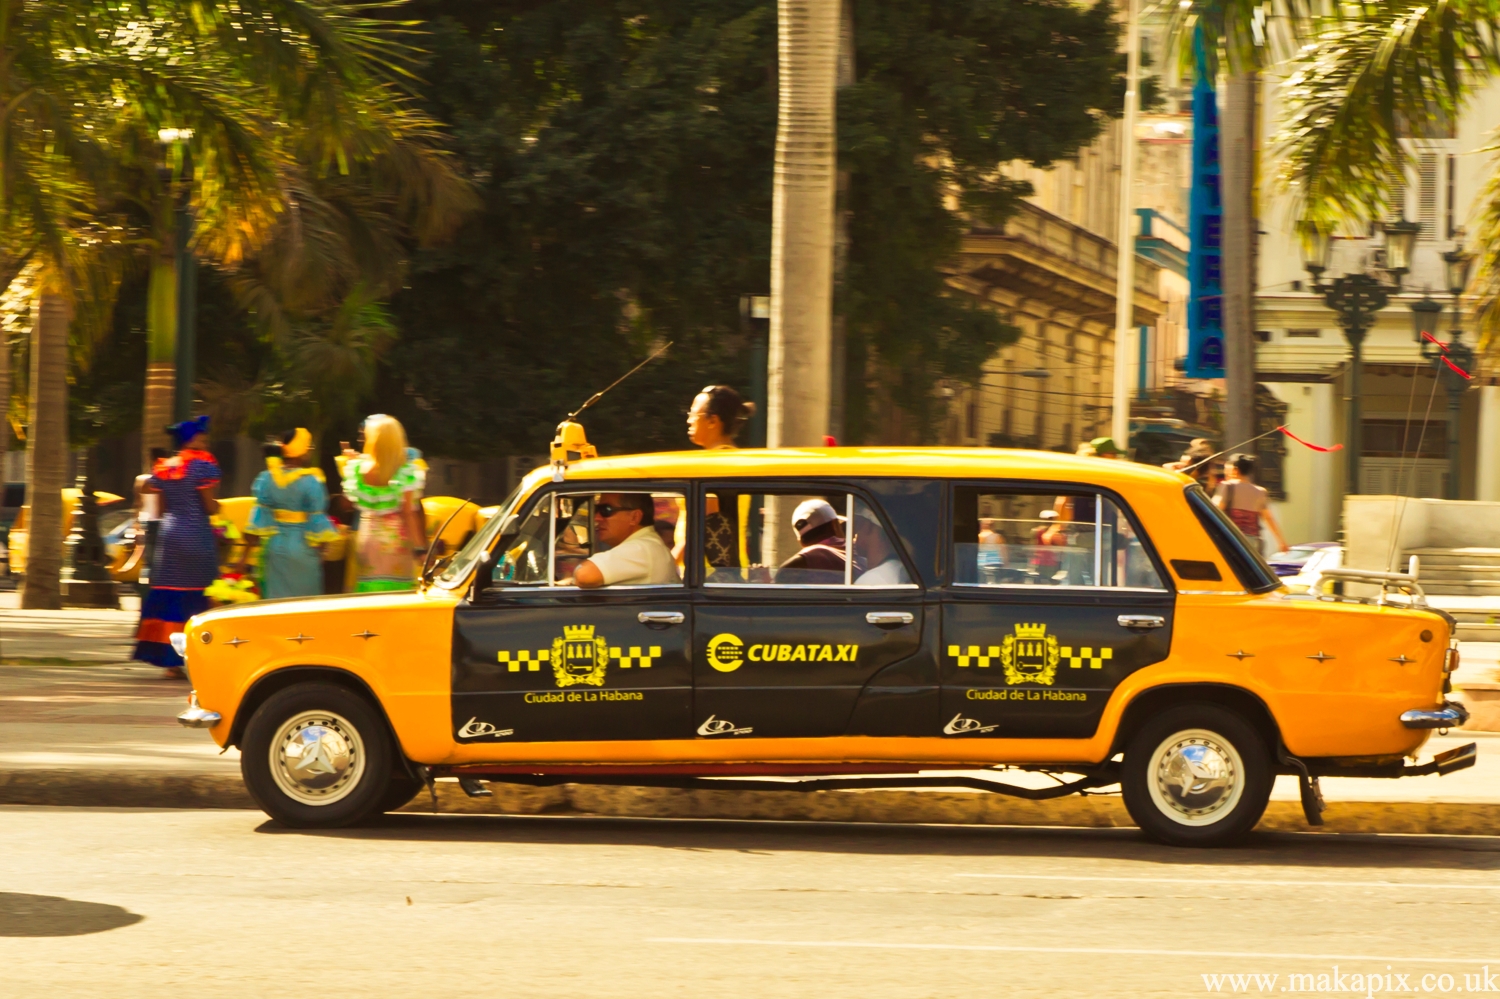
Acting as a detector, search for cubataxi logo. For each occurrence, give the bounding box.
[496,624,663,688]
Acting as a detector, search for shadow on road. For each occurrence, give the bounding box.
[254,811,1500,871]
[0,892,143,936]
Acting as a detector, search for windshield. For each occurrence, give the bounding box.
[435,481,527,588]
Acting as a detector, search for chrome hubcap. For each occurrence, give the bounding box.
[1146,728,1244,826]
[269,710,365,806]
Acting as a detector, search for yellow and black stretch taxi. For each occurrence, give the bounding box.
[174,429,1474,846]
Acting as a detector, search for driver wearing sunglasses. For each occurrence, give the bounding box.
[571,492,681,588]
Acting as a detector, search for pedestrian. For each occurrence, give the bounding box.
[339,414,427,592]
[121,447,169,587]
[1213,453,1288,554]
[247,428,340,599]
[977,517,1005,583]
[687,385,757,569]
[686,384,755,450]
[132,416,220,677]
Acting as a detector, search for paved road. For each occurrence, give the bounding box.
[2,808,1500,998]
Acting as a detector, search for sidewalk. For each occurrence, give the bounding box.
[1,598,1496,831]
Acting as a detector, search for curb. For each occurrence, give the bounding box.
[0,770,1495,835]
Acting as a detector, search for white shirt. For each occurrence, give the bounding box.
[586,526,680,586]
[855,557,910,586]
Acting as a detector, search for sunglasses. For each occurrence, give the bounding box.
[594,503,630,518]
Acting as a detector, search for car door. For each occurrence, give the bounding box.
[451,486,693,745]
[940,484,1174,739]
[692,484,926,739]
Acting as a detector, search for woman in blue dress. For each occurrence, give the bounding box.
[133,415,220,676]
[248,428,339,599]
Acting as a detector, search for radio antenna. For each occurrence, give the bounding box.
[565,341,672,421]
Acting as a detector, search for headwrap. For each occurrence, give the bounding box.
[282,427,312,459]
[167,414,210,448]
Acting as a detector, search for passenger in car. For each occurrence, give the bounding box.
[572,493,680,588]
[853,515,909,586]
[776,499,855,584]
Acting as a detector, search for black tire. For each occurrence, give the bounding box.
[1120,703,1273,847]
[241,682,395,829]
[377,774,426,814]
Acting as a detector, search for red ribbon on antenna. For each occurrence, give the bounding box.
[1420,330,1472,377]
[1277,425,1343,452]
[1441,356,1473,379]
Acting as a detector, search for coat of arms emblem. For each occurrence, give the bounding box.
[553,624,609,687]
[1001,622,1060,686]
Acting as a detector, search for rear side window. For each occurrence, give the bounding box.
[951,486,1167,590]
[1185,485,1280,593]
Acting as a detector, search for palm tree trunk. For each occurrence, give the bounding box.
[20,290,69,610]
[765,0,839,564]
[141,253,177,471]
[1221,71,1257,449]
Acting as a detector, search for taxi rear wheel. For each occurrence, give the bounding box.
[241,683,394,829]
[1120,704,1272,847]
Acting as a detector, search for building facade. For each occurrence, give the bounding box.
[1256,75,1500,544]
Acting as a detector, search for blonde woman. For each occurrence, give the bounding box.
[338,415,427,592]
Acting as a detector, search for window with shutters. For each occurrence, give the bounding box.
[1417,152,1440,240]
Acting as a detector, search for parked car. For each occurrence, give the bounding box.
[1267,542,1340,578]
[1281,546,1344,596]
[6,489,127,577]
[172,431,1471,847]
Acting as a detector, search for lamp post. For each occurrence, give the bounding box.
[1411,246,1475,498]
[1299,218,1417,494]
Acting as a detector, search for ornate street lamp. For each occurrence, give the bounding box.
[1422,245,1476,498]
[1300,218,1411,494]
[1383,218,1421,282]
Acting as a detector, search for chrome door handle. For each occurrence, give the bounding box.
[638,611,685,626]
[867,611,915,626]
[1117,614,1165,629]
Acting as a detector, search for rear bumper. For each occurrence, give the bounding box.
[1400,700,1469,730]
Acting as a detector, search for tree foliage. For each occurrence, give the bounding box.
[380,0,1132,454]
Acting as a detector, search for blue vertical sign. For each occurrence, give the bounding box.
[1186,65,1224,379]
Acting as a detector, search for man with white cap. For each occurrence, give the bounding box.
[775,499,853,584]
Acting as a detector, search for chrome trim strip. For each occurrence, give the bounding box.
[1178,589,1248,596]
[704,583,922,590]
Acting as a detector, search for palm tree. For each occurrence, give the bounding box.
[1,0,471,607]
[768,0,841,452]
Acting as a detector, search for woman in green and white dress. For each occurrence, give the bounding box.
[338,415,427,592]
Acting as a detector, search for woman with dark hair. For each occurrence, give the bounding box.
[685,385,758,569]
[1213,453,1288,554]
[247,428,339,598]
[686,384,756,450]
[133,416,220,676]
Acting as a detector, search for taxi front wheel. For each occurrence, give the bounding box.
[1120,705,1273,848]
[241,683,395,828]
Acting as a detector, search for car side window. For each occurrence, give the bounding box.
[702,487,914,588]
[952,487,1166,590]
[492,489,687,587]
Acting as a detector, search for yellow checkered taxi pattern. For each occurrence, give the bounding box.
[1061,646,1113,669]
[948,645,1000,668]
[610,646,662,668]
[498,650,550,672]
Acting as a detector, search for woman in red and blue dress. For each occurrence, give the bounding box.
[133,415,221,677]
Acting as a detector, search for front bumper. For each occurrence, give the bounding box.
[177,691,221,729]
[1400,700,1469,729]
